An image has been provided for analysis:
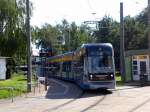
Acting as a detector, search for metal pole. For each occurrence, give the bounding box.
[26,0,32,92]
[45,57,47,91]
[148,0,150,77]
[68,29,70,51]
[11,88,14,103]
[120,2,126,82]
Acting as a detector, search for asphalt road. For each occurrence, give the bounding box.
[1,79,150,112]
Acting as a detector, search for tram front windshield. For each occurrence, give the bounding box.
[87,46,113,73]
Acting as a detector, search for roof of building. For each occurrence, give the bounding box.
[0,57,10,59]
[125,49,148,57]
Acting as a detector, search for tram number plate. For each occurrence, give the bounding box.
[95,76,105,80]
[97,77,105,80]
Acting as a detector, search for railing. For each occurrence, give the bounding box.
[0,81,46,103]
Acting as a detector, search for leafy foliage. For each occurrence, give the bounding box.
[124,16,147,50]
[33,24,61,55]
[33,19,94,55]
[0,0,33,76]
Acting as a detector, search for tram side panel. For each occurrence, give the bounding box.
[72,53,86,88]
[62,61,72,81]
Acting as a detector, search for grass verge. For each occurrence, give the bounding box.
[0,73,27,99]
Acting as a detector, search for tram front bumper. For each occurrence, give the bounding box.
[84,81,116,89]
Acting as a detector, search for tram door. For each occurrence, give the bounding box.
[132,55,149,81]
[139,61,147,76]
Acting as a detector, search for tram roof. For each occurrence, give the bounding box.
[48,52,73,59]
[62,52,73,56]
[81,43,112,48]
[48,43,112,60]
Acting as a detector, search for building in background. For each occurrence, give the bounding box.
[125,49,150,82]
[0,57,7,80]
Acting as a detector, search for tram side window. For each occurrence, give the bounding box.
[55,63,60,71]
[68,62,71,72]
[62,62,71,72]
[80,55,84,67]
[62,62,67,72]
[74,55,84,70]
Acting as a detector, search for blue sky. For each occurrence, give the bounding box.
[30,0,147,26]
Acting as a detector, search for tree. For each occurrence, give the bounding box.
[135,8,148,49]
[93,16,114,43]
[136,8,147,26]
[124,16,146,50]
[34,24,61,55]
[33,19,94,55]
[56,19,70,52]
[0,0,33,76]
[69,22,94,51]
[56,20,94,52]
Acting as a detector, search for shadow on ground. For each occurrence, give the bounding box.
[45,79,112,99]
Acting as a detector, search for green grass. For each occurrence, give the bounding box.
[0,73,27,99]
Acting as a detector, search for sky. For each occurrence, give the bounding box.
[30,0,147,27]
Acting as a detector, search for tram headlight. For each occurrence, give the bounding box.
[90,74,93,79]
[110,74,114,78]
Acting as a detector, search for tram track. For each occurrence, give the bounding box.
[43,79,110,112]
[80,92,107,112]
[43,90,108,112]
[128,98,150,112]
[43,88,85,112]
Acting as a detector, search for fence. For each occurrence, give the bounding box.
[0,80,46,103]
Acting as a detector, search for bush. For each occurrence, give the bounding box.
[115,71,121,76]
